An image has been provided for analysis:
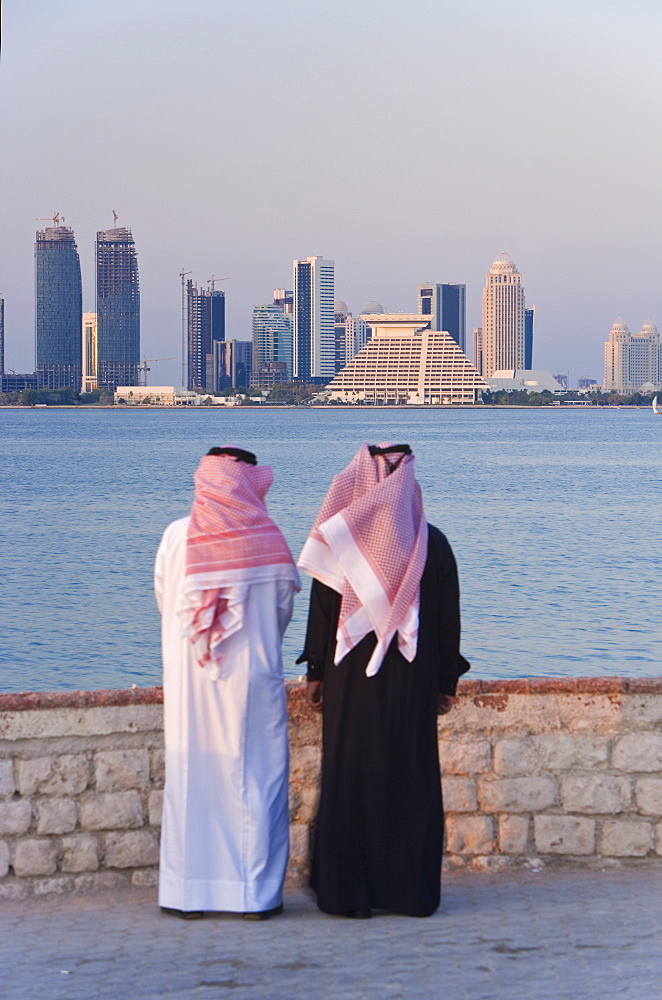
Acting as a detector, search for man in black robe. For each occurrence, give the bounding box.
[297,443,469,918]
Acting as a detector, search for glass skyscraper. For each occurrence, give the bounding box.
[35,226,82,390]
[186,281,225,391]
[96,228,140,390]
[417,283,466,352]
[293,256,335,379]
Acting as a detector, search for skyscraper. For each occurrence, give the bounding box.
[81,312,98,392]
[525,307,535,370]
[293,256,335,379]
[186,281,226,391]
[481,252,526,378]
[603,318,661,394]
[0,297,4,375]
[417,283,466,351]
[252,304,293,379]
[96,227,140,390]
[35,225,82,390]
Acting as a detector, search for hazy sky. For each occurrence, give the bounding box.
[2,0,661,385]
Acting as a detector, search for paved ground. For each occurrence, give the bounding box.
[1,866,660,1000]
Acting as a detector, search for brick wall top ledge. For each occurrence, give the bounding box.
[1,677,662,714]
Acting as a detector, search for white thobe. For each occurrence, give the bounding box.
[155,517,297,913]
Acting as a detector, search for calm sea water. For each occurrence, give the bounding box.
[1,406,660,693]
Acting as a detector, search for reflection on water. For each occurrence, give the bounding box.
[1,406,660,692]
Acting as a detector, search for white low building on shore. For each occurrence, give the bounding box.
[114,386,198,405]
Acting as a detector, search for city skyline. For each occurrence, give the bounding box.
[1,2,661,386]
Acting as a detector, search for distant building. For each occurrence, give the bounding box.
[577,377,597,390]
[115,385,196,405]
[211,339,252,391]
[486,370,565,393]
[417,283,466,351]
[273,289,293,314]
[293,256,335,379]
[252,304,293,379]
[186,280,225,391]
[35,225,82,390]
[481,252,526,378]
[252,361,289,391]
[334,300,349,373]
[0,296,4,375]
[603,318,661,394]
[325,314,487,405]
[96,227,140,391]
[525,307,534,370]
[1,373,38,394]
[81,312,98,392]
[553,372,568,390]
[473,327,483,375]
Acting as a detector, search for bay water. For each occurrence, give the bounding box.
[1,406,660,693]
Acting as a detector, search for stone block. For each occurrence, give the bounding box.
[534,815,595,855]
[17,754,89,797]
[61,835,100,873]
[499,815,530,854]
[442,776,477,813]
[148,790,163,827]
[95,749,150,792]
[132,869,158,887]
[0,880,30,901]
[635,779,662,817]
[445,815,495,855]
[0,759,14,797]
[34,877,73,896]
[612,734,662,773]
[561,775,631,814]
[79,791,144,831]
[0,800,32,835]
[532,734,608,771]
[656,823,662,856]
[289,746,321,824]
[439,739,491,774]
[150,747,165,786]
[600,820,653,857]
[479,777,557,813]
[103,829,159,868]
[35,798,78,835]
[13,838,58,877]
[494,739,538,776]
[74,872,129,893]
[0,840,9,877]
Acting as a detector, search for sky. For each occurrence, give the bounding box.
[1,0,661,386]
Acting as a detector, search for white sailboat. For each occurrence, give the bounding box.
[653,396,662,415]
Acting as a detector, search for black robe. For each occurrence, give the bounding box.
[297,524,470,917]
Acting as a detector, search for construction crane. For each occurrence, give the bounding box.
[180,268,192,387]
[208,275,229,291]
[112,210,119,227]
[36,213,64,227]
[138,356,175,387]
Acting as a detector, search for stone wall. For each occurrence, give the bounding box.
[1,678,661,898]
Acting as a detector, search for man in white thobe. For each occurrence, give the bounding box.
[155,447,299,919]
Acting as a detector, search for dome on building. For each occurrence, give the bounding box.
[334,300,349,318]
[489,251,518,274]
[610,318,630,334]
[639,382,657,394]
[361,301,384,314]
[638,319,659,336]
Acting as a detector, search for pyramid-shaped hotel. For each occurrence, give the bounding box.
[324,314,487,405]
